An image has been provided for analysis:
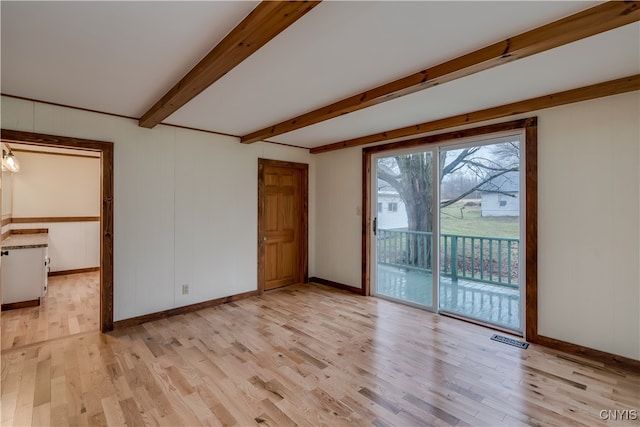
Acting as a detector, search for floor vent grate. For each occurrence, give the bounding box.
[491,334,529,349]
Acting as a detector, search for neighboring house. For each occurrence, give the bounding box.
[377,191,408,229]
[377,179,408,229]
[479,171,520,217]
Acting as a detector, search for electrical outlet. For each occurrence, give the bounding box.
[181,284,189,295]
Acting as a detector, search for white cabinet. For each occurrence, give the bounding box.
[1,246,47,305]
[1,233,49,307]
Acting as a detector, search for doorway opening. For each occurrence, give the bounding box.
[0,129,114,334]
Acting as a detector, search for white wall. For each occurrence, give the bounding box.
[2,92,636,360]
[8,150,101,272]
[537,92,639,361]
[11,151,100,217]
[10,221,99,272]
[314,147,362,286]
[313,92,639,360]
[1,169,13,236]
[1,96,314,321]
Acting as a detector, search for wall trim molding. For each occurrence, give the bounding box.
[309,277,363,295]
[12,216,100,223]
[10,228,48,235]
[1,299,40,311]
[1,217,12,227]
[0,93,308,150]
[49,267,100,277]
[534,335,640,373]
[12,147,100,159]
[113,290,260,329]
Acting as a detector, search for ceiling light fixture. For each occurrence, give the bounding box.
[2,145,20,173]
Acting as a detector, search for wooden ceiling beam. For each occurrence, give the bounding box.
[139,1,321,129]
[309,74,640,154]
[242,1,639,144]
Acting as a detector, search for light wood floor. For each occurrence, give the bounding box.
[1,283,639,426]
[1,272,100,351]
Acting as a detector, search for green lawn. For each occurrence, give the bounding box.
[440,199,519,239]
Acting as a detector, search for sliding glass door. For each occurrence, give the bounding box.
[372,148,437,310]
[370,133,525,333]
[438,136,524,332]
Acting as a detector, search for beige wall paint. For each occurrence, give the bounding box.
[537,92,639,361]
[2,170,12,217]
[11,151,100,217]
[2,92,637,360]
[314,147,362,286]
[6,149,101,272]
[313,92,639,360]
[1,96,314,321]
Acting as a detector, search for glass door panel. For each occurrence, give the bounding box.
[438,137,523,332]
[373,150,436,310]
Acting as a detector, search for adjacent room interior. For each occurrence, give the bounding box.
[1,1,638,426]
[1,143,101,349]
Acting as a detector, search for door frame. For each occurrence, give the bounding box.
[257,158,308,293]
[0,129,114,332]
[362,118,538,341]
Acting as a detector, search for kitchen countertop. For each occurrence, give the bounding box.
[1,233,49,250]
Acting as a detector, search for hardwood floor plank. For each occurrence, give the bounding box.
[1,391,18,426]
[128,387,164,426]
[1,283,638,426]
[31,402,50,427]
[181,391,215,424]
[195,383,238,426]
[255,398,297,426]
[33,359,51,407]
[1,272,99,351]
[268,399,316,427]
[50,403,69,426]
[101,395,126,426]
[358,387,401,415]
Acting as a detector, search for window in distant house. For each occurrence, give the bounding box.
[378,202,383,213]
[499,200,507,207]
[388,202,398,212]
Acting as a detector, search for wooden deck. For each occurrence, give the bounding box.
[2,281,638,426]
[376,264,521,330]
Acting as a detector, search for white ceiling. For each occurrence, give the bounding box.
[1,1,258,117]
[2,1,638,150]
[274,20,640,148]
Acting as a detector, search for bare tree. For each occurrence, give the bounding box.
[376,142,519,267]
[379,144,520,228]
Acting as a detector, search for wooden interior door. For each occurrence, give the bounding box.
[258,159,307,291]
